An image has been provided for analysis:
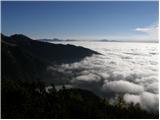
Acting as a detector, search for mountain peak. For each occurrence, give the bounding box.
[10,34,32,41]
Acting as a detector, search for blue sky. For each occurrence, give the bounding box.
[1,1,158,41]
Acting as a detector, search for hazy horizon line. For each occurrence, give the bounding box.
[2,32,158,43]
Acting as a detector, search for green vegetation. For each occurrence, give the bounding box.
[2,79,158,119]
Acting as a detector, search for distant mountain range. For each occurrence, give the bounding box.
[38,38,158,43]
[38,38,114,42]
[2,34,99,83]
[38,38,80,42]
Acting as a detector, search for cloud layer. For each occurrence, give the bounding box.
[102,80,144,94]
[47,42,158,111]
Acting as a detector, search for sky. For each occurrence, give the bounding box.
[1,1,159,41]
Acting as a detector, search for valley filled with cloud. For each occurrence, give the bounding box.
[47,42,158,111]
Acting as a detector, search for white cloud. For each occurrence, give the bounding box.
[123,92,159,112]
[135,23,158,41]
[47,42,158,111]
[74,73,101,82]
[102,80,144,94]
[145,82,159,94]
[136,28,151,32]
[123,94,141,105]
[140,92,159,111]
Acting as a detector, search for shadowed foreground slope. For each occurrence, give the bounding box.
[2,79,158,119]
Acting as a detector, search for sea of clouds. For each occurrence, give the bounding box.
[48,42,158,111]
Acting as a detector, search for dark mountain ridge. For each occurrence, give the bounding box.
[1,34,100,83]
[2,34,100,63]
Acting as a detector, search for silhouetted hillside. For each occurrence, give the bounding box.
[2,34,100,64]
[1,79,158,119]
[2,37,47,82]
[2,34,99,82]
